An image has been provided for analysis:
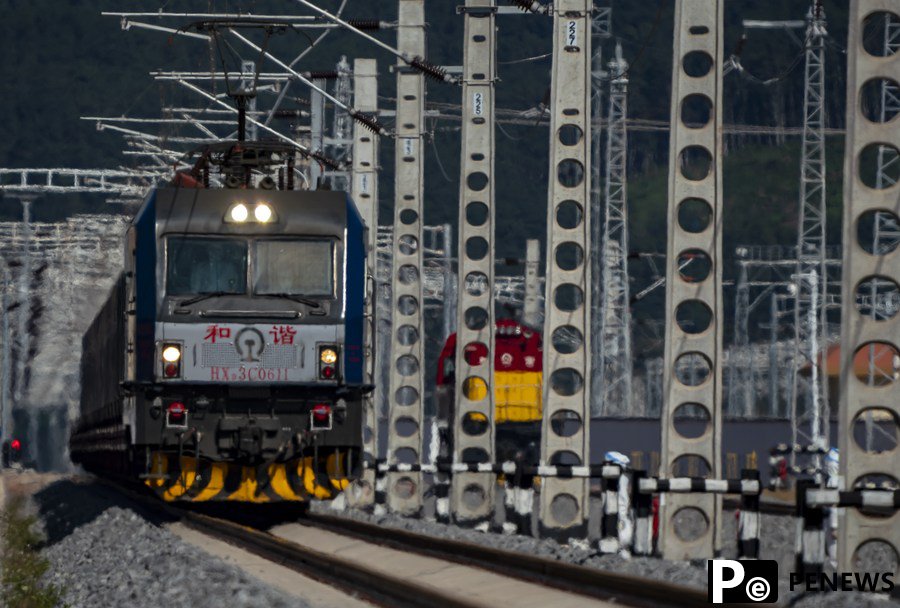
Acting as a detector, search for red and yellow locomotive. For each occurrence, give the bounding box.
[435,318,543,461]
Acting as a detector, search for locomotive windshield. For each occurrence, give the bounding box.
[254,239,334,296]
[167,236,248,296]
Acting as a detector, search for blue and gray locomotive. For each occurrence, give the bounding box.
[70,142,369,502]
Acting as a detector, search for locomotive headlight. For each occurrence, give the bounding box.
[229,203,249,223]
[254,203,273,223]
[319,348,338,365]
[162,345,182,363]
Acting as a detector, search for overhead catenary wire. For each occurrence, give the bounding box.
[226,28,389,136]
[292,0,458,84]
[175,79,325,161]
[262,0,349,127]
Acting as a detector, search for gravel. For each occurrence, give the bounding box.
[31,480,308,608]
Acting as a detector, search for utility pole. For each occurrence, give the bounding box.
[347,58,379,510]
[240,61,258,141]
[451,0,497,528]
[598,41,632,417]
[386,0,427,517]
[789,1,830,466]
[522,239,541,328]
[539,0,592,541]
[329,56,354,191]
[588,6,611,416]
[837,0,900,572]
[441,223,456,342]
[0,264,10,448]
[659,0,724,560]
[309,77,326,189]
[14,198,33,411]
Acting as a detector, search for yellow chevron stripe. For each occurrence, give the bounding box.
[162,457,197,501]
[268,463,302,501]
[192,462,228,502]
[326,451,351,493]
[300,457,334,499]
[227,466,270,503]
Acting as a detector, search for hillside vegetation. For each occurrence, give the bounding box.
[0,0,855,354]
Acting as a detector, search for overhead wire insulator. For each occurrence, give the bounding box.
[508,0,548,15]
[409,56,455,84]
[305,70,339,80]
[346,19,381,31]
[311,151,342,172]
[351,111,387,136]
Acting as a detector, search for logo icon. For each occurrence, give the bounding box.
[708,560,778,604]
[235,327,266,362]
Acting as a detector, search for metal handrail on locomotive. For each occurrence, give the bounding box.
[435,318,543,463]
[70,141,370,503]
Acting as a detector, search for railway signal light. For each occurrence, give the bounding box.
[2,438,22,467]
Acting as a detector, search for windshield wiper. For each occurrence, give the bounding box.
[178,291,234,306]
[264,293,321,308]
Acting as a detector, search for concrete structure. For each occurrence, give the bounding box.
[659,0,725,560]
[386,0,427,516]
[837,0,900,574]
[538,0,593,540]
[451,0,497,528]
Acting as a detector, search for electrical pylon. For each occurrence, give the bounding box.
[789,0,830,466]
[598,42,632,417]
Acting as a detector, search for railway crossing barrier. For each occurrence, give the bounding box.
[362,460,762,560]
[629,469,762,559]
[795,482,900,576]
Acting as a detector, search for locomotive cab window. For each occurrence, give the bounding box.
[166,236,248,296]
[253,239,335,297]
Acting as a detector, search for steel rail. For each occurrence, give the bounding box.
[97,478,766,607]
[98,479,482,608]
[301,511,716,608]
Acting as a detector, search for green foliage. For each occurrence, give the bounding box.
[0,496,65,608]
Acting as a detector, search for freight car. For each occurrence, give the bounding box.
[70,142,370,502]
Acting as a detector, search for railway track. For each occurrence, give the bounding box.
[101,479,720,608]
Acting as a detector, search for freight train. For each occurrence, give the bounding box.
[70,141,369,502]
[435,318,543,463]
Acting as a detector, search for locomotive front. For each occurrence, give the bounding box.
[71,142,370,503]
[129,185,367,501]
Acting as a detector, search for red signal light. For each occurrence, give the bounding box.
[167,402,186,420]
[164,363,179,378]
[321,366,335,379]
[312,404,331,422]
[10,439,20,451]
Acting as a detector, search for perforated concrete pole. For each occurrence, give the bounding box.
[837,0,900,573]
[386,0,426,516]
[309,78,326,189]
[348,58,380,509]
[523,239,541,328]
[450,0,497,528]
[538,0,593,540]
[658,0,724,560]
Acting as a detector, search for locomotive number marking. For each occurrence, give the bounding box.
[209,367,289,382]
